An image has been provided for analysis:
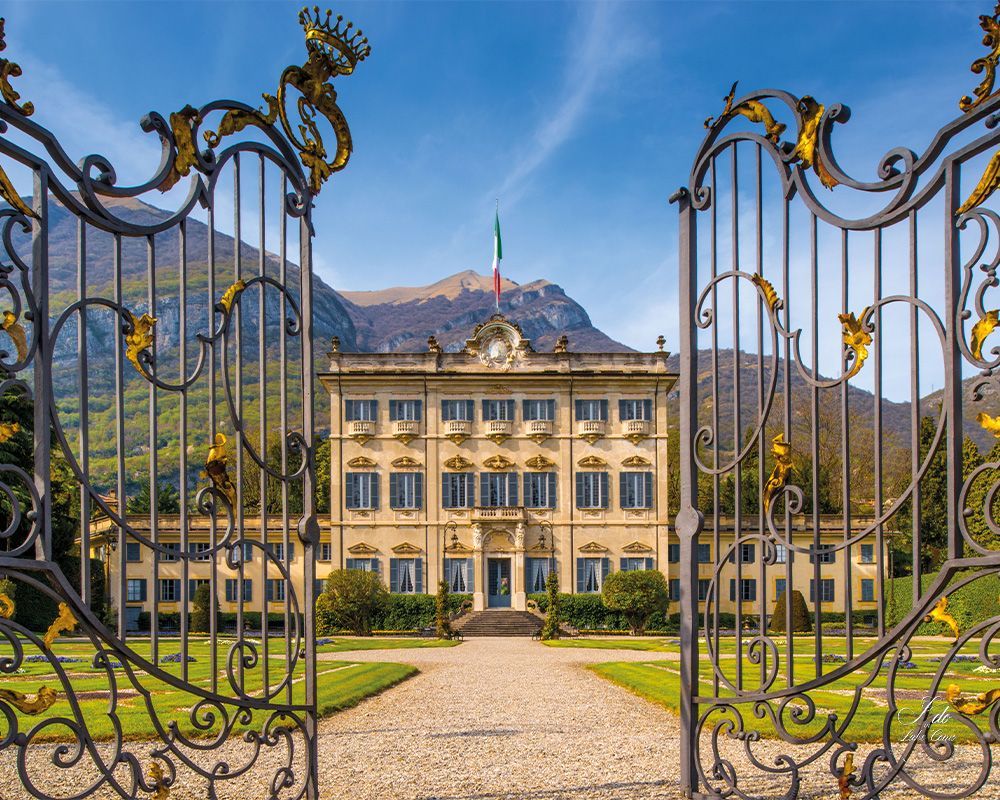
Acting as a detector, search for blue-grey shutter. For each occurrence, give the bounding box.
[415,559,423,594]
[370,558,380,574]
[576,558,585,593]
[747,544,755,564]
[140,580,147,602]
[600,399,608,421]
[547,472,557,508]
[465,557,475,592]
[414,473,423,508]
[440,400,450,421]
[619,472,627,508]
[288,542,295,562]
[729,579,736,602]
[750,580,757,601]
[481,399,490,420]
[601,558,610,583]
[600,472,610,509]
[574,399,583,420]
[575,473,584,508]
[390,559,399,593]
[465,473,474,506]
[371,400,379,420]
[481,473,490,506]
[464,399,474,420]
[507,472,518,506]
[522,399,531,419]
[619,557,627,571]
[389,473,398,508]
[371,474,380,509]
[643,399,652,421]
[546,399,555,420]
[645,473,653,508]
[618,399,627,420]
[522,473,531,507]
[442,475,452,508]
[389,399,398,420]
[346,558,356,570]
[645,557,654,570]
[505,399,515,420]
[415,400,423,421]
[344,399,354,420]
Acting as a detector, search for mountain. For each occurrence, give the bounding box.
[340,269,632,353]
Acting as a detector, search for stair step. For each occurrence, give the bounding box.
[456,610,542,637]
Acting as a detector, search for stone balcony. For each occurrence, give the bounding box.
[484,419,513,444]
[472,506,526,522]
[444,419,471,444]
[577,419,606,443]
[525,419,553,442]
[347,420,375,444]
[622,419,651,443]
[392,419,420,444]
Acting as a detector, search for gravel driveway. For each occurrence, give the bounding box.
[1,638,998,799]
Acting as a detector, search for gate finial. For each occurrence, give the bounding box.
[960,4,1000,112]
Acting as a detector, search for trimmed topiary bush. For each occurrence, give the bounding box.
[323,569,388,636]
[541,571,561,640]
[769,589,811,633]
[601,570,670,635]
[191,584,213,633]
[435,581,453,639]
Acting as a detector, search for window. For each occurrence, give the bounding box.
[729,543,756,563]
[619,399,652,421]
[314,579,325,597]
[272,542,295,562]
[810,578,836,603]
[442,473,474,509]
[389,473,423,509]
[265,579,286,602]
[620,472,653,509]
[810,546,836,565]
[441,399,474,421]
[526,558,551,593]
[389,399,422,421]
[344,399,377,421]
[162,542,179,562]
[697,543,711,563]
[574,399,608,421]
[319,542,331,562]
[481,473,518,507]
[189,542,211,562]
[390,558,422,594]
[482,399,515,421]
[577,557,608,593]
[346,558,380,573]
[126,579,147,603]
[126,542,142,562]
[620,557,652,571]
[188,579,210,599]
[667,543,680,563]
[346,473,379,509]
[159,579,180,602]
[445,557,474,593]
[225,579,252,602]
[524,472,557,509]
[522,399,555,421]
[860,544,875,564]
[729,578,757,602]
[229,541,253,564]
[775,578,786,600]
[775,544,787,564]
[861,579,875,603]
[697,579,711,601]
[669,579,680,601]
[575,472,610,509]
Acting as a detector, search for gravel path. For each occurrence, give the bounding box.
[2,638,999,799]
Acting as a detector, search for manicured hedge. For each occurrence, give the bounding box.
[368,594,470,633]
[136,611,291,632]
[886,569,1000,636]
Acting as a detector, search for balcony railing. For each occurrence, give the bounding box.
[526,419,553,441]
[392,419,420,443]
[472,506,526,521]
[347,420,376,442]
[484,419,512,443]
[577,419,606,442]
[444,419,471,443]
[622,419,650,442]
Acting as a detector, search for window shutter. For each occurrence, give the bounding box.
[371,474,380,509]
[441,400,451,421]
[522,399,530,419]
[619,557,627,571]
[575,473,584,508]
[507,472,518,506]
[465,473,475,506]
[619,472,627,507]
[601,558,610,583]
[574,399,583,420]
[618,399,627,420]
[344,399,354,420]
[415,559,424,594]
[600,472,610,509]
[547,472,557,508]
[414,473,424,508]
[809,580,815,602]
[442,475,452,508]
[747,544,755,564]
[645,557,654,570]
[505,400,515,420]
[389,399,398,420]
[644,473,653,508]
[750,580,757,601]
[481,399,490,420]
[643,399,652,421]
[371,400,379,420]
[546,399,555,420]
[481,473,489,506]
[346,558,356,570]
[465,557,475,592]
[600,399,608,421]
[389,473,398,508]
[729,579,735,602]
[415,400,423,421]
[390,559,399,593]
[370,558,380,574]
[576,558,585,593]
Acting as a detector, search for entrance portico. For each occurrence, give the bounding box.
[472,521,527,611]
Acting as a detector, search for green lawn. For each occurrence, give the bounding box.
[543,637,678,652]
[0,637,416,741]
[582,636,999,743]
[316,636,461,653]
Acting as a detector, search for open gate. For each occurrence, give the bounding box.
[0,9,367,798]
[675,8,1000,800]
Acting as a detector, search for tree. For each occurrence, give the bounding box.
[322,569,387,636]
[435,580,453,639]
[964,437,1000,552]
[191,583,212,633]
[769,589,811,633]
[541,570,561,640]
[126,476,181,514]
[601,570,669,635]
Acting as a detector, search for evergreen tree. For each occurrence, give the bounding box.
[126,476,181,514]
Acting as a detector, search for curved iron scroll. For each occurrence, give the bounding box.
[0,9,367,799]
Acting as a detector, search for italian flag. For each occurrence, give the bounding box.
[492,208,502,311]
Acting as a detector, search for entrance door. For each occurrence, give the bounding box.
[487,558,512,608]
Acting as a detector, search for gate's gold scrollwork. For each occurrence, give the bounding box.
[923,596,960,639]
[147,762,170,799]
[1,310,26,363]
[0,18,33,116]
[159,104,202,192]
[124,310,157,376]
[751,274,780,312]
[945,682,1000,715]
[762,434,792,514]
[960,3,1000,112]
[704,81,785,143]
[959,148,1000,215]
[217,279,246,315]
[970,308,1000,358]
[790,95,838,189]
[0,420,18,444]
[978,410,1000,437]
[0,591,13,618]
[838,308,872,379]
[200,6,370,195]
[41,602,77,649]
[837,753,854,800]
[205,432,237,505]
[0,686,57,716]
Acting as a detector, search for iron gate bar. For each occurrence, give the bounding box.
[674,7,1000,797]
[0,8,368,798]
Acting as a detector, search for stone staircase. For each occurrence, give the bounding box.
[455,609,542,637]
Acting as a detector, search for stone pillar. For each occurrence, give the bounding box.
[513,522,526,611]
[472,523,485,611]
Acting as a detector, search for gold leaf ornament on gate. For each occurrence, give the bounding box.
[0,686,57,715]
[0,20,38,220]
[978,411,1000,437]
[970,309,1000,359]
[0,591,14,618]
[42,602,77,649]
[837,753,854,800]
[218,279,246,315]
[1,310,27,363]
[203,7,371,195]
[946,683,1000,715]
[762,434,793,514]
[205,433,237,506]
[960,4,1000,112]
[790,96,839,190]
[148,761,170,800]
[838,308,872,379]
[704,81,786,144]
[751,274,780,313]
[958,149,1000,215]
[124,310,157,376]
[923,596,960,639]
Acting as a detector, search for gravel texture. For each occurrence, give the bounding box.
[1,638,999,799]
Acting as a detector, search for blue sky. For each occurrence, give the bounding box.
[0,0,986,366]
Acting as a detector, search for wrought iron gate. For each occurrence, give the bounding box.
[675,8,1000,800]
[0,9,366,798]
